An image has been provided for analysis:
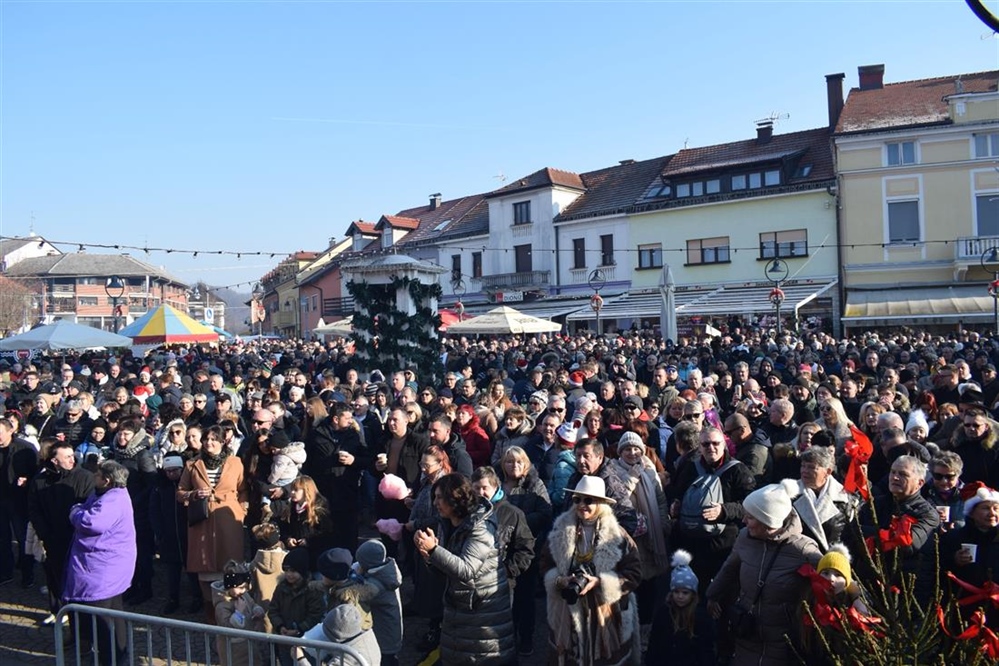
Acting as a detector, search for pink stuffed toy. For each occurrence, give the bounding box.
[378,474,411,500]
[375,518,405,542]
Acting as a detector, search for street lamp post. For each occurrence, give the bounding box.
[764,259,789,337]
[981,247,999,336]
[104,275,126,333]
[588,269,606,336]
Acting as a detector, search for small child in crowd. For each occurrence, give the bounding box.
[267,548,324,666]
[249,522,287,632]
[646,550,715,666]
[354,540,403,666]
[212,560,266,666]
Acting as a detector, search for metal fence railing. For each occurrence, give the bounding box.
[54,603,369,666]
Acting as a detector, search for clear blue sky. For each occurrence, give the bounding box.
[1,0,996,292]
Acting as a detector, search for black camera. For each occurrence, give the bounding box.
[560,562,596,605]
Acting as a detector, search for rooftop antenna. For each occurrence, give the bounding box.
[28,211,36,235]
[683,137,689,149]
[493,171,507,183]
[755,111,790,126]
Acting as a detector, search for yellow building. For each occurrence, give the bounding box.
[835,65,999,332]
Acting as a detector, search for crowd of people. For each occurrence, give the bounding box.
[0,323,998,666]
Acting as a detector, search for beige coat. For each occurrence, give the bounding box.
[178,456,247,574]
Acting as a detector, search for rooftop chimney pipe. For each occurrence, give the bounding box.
[756,121,774,145]
[826,72,845,129]
[858,64,885,91]
[429,193,442,210]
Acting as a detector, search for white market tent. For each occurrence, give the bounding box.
[445,306,562,336]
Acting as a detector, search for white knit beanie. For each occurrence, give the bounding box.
[742,483,794,529]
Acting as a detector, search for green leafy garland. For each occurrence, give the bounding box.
[347,276,444,384]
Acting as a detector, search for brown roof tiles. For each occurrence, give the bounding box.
[486,167,585,198]
[836,69,999,134]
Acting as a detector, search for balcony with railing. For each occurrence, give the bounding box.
[956,235,999,261]
[322,297,355,318]
[480,270,550,293]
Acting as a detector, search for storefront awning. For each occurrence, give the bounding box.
[566,279,837,321]
[842,284,994,327]
[462,298,592,321]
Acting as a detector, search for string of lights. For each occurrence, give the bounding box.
[1,233,989,292]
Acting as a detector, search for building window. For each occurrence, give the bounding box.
[638,243,663,269]
[572,238,586,270]
[312,295,318,311]
[706,179,721,194]
[886,141,916,166]
[748,173,762,189]
[977,194,999,236]
[514,244,532,273]
[887,200,921,243]
[78,296,98,307]
[600,235,615,266]
[472,252,482,279]
[732,174,746,191]
[975,133,999,158]
[513,201,531,225]
[764,169,781,186]
[451,255,462,283]
[760,229,808,259]
[686,237,731,265]
[676,183,691,198]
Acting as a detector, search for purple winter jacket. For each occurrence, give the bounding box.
[63,487,137,603]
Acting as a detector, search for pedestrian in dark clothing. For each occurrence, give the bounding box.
[149,453,199,615]
[0,417,39,586]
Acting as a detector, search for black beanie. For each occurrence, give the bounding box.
[282,547,311,577]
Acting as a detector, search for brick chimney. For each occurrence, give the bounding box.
[756,120,773,145]
[858,64,885,91]
[429,193,442,210]
[826,72,845,129]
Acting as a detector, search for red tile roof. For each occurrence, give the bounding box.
[486,167,585,198]
[345,220,377,236]
[376,215,420,231]
[836,69,999,133]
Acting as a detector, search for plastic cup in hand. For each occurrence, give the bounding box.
[961,543,978,561]
[936,506,950,522]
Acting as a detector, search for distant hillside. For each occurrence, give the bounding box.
[212,287,251,334]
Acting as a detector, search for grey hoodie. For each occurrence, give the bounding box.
[362,558,403,656]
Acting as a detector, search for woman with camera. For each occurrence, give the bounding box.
[706,483,821,666]
[540,475,642,665]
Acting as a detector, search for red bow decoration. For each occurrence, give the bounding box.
[843,425,873,500]
[947,572,999,609]
[798,564,840,628]
[865,514,917,555]
[797,564,882,635]
[936,604,999,659]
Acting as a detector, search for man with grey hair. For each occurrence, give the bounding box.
[853,454,939,582]
[53,399,93,449]
[761,398,797,446]
[783,446,854,550]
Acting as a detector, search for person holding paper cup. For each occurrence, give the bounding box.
[921,452,966,532]
[939,483,999,625]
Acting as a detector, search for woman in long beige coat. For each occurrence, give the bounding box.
[177,425,247,622]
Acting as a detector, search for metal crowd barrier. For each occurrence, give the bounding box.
[54,603,368,666]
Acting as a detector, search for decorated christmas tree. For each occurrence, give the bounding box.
[346,274,444,384]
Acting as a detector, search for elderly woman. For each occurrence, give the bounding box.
[609,431,669,631]
[414,474,516,665]
[499,446,553,656]
[780,446,855,551]
[706,484,822,666]
[64,461,136,664]
[939,485,999,627]
[922,451,965,531]
[541,476,642,665]
[177,424,247,622]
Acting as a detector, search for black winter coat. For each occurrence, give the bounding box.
[27,464,94,549]
[305,420,366,507]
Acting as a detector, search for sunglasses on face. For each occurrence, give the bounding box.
[572,496,596,506]
[682,413,703,420]
[253,419,271,425]
[932,472,957,481]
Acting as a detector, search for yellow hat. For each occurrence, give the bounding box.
[817,544,852,588]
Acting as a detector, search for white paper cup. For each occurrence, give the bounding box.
[936,506,950,522]
[376,453,388,465]
[961,543,978,560]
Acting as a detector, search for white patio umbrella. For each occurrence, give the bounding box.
[313,316,354,337]
[445,306,562,336]
[0,320,134,351]
[659,264,678,343]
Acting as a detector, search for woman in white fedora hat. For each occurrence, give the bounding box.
[540,475,642,665]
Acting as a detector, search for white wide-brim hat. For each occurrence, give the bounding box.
[568,475,616,505]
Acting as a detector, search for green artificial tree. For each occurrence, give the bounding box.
[347,276,444,384]
[799,519,998,665]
